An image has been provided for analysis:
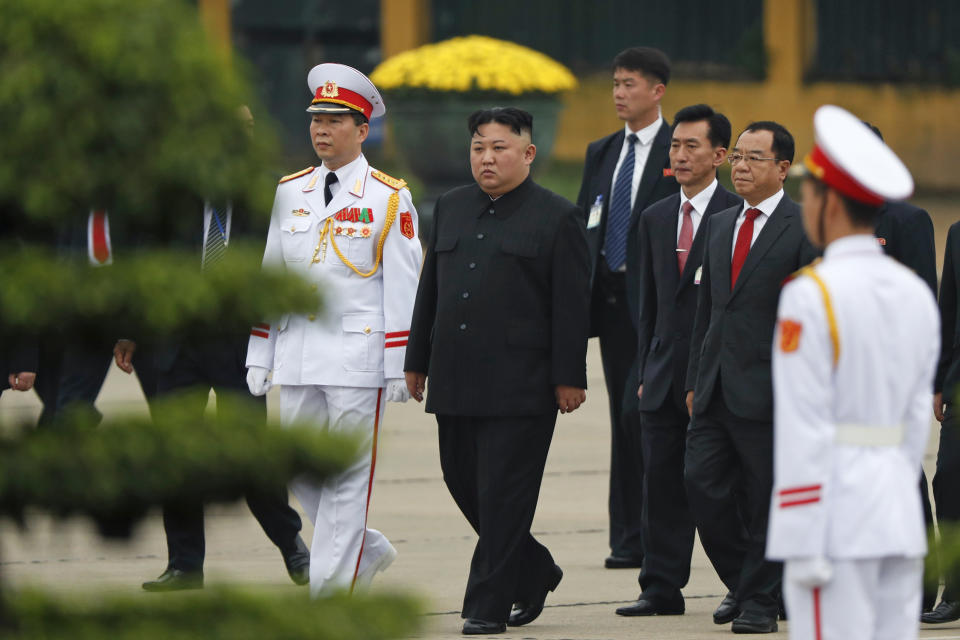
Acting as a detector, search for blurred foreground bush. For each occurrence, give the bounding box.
[2,588,422,639]
[0,392,360,538]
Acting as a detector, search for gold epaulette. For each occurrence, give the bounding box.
[279,166,315,184]
[782,257,822,288]
[371,169,407,191]
[796,261,840,367]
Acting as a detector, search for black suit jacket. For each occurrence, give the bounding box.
[875,201,937,294]
[405,177,591,417]
[575,120,680,330]
[936,221,960,398]
[685,194,818,421]
[636,184,742,412]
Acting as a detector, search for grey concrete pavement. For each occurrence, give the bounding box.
[1,338,958,639]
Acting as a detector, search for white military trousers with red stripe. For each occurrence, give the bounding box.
[783,557,922,640]
[280,384,392,596]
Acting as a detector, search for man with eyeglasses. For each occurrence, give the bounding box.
[684,122,817,633]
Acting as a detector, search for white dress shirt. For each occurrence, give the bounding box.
[677,178,718,243]
[731,189,785,256]
[201,202,233,264]
[610,112,663,208]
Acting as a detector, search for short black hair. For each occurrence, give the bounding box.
[350,112,369,127]
[861,120,884,141]
[612,47,671,86]
[672,104,731,149]
[741,121,795,163]
[467,107,533,139]
[805,175,881,227]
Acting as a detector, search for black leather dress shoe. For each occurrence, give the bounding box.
[462,618,506,635]
[731,610,778,634]
[615,594,684,616]
[142,568,203,592]
[713,591,739,625]
[282,535,310,586]
[922,600,960,623]
[507,564,563,627]
[604,553,644,569]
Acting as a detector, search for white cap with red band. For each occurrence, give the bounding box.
[306,63,385,120]
[804,105,913,205]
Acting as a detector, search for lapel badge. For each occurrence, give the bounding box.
[877,237,887,246]
[291,208,310,217]
[360,226,372,238]
[663,168,674,177]
[321,81,339,98]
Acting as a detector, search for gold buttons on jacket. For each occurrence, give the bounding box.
[364,327,371,334]
[308,314,316,321]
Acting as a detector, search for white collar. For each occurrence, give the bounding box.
[741,189,784,217]
[824,234,883,260]
[681,178,718,215]
[624,110,663,146]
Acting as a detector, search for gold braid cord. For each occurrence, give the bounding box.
[313,190,399,277]
[799,266,840,367]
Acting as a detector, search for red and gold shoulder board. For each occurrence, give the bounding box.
[279,166,315,184]
[400,211,415,239]
[779,319,803,353]
[371,169,407,191]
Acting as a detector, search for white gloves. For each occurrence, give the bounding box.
[786,556,833,588]
[385,378,410,403]
[246,366,273,396]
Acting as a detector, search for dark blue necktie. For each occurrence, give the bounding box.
[605,133,638,270]
[202,206,227,269]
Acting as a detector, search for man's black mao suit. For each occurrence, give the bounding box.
[684,195,816,617]
[634,184,741,601]
[156,201,303,574]
[575,120,678,560]
[933,221,960,605]
[875,200,939,610]
[405,177,591,623]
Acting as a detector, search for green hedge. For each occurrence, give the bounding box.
[0,588,422,639]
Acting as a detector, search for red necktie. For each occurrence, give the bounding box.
[677,200,694,273]
[730,208,762,290]
[90,210,110,264]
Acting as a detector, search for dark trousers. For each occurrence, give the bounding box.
[638,391,695,599]
[36,338,159,426]
[437,413,557,623]
[684,383,781,616]
[593,265,644,558]
[933,404,960,602]
[157,339,302,572]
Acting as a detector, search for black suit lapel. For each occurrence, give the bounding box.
[712,208,738,294]
[598,131,624,218]
[655,195,681,292]
[676,186,736,289]
[630,119,671,228]
[730,196,794,297]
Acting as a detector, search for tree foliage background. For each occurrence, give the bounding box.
[0,0,420,636]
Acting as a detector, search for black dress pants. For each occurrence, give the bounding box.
[437,413,557,623]
[933,403,960,602]
[593,265,644,558]
[638,391,695,599]
[157,338,302,572]
[684,383,780,617]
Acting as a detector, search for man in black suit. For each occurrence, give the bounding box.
[616,105,741,617]
[405,107,590,635]
[865,123,940,616]
[684,122,817,633]
[926,221,960,624]
[122,106,308,592]
[575,47,679,569]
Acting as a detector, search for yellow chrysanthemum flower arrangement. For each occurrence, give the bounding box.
[371,35,578,96]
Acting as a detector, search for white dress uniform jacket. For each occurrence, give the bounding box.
[767,235,939,562]
[246,154,422,387]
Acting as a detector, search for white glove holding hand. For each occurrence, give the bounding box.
[246,366,273,396]
[385,378,410,403]
[786,556,833,588]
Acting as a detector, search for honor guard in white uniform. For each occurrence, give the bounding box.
[767,105,939,640]
[245,63,422,596]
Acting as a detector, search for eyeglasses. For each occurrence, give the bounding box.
[727,153,778,166]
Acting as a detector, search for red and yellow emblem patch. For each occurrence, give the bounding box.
[400,211,415,239]
[779,319,803,353]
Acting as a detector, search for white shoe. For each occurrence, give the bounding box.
[353,544,397,591]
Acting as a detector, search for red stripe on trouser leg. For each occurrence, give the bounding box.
[350,388,383,594]
[813,586,822,640]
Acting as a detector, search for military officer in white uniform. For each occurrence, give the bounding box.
[767,105,939,640]
[246,63,422,596]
